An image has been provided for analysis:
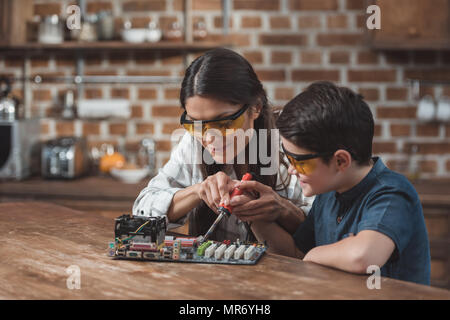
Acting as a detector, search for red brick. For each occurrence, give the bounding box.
[110,88,129,99]
[390,124,411,137]
[34,3,61,16]
[300,51,322,64]
[298,16,322,28]
[163,123,182,134]
[136,123,155,134]
[152,105,183,118]
[316,33,364,46]
[127,70,170,77]
[131,105,144,119]
[85,88,103,99]
[346,0,366,10]
[358,88,379,101]
[109,123,127,135]
[418,160,438,173]
[156,140,172,152]
[404,69,450,82]
[40,122,49,135]
[357,51,379,64]
[270,16,292,29]
[138,88,157,100]
[164,88,180,100]
[386,88,408,101]
[290,0,338,11]
[271,51,292,64]
[377,106,417,119]
[374,124,382,137]
[348,70,397,82]
[259,34,307,46]
[327,14,348,29]
[123,1,166,11]
[130,17,151,28]
[243,51,264,64]
[372,142,397,154]
[404,142,450,154]
[292,69,340,82]
[192,0,222,10]
[87,1,113,13]
[275,87,294,100]
[33,89,52,101]
[56,121,75,136]
[161,53,184,66]
[213,16,233,29]
[241,16,262,28]
[82,122,100,135]
[255,69,286,82]
[417,124,440,137]
[4,57,23,67]
[234,0,280,10]
[329,51,350,64]
[31,57,49,68]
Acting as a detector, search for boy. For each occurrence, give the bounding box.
[235,81,430,285]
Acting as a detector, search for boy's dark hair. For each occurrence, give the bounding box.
[276,81,374,165]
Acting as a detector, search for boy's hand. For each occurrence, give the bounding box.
[231,180,284,223]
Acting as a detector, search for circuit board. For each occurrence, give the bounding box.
[108,214,266,265]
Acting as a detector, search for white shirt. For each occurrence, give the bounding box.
[133,132,314,241]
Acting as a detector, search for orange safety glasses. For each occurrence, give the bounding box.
[282,144,334,175]
[180,104,250,137]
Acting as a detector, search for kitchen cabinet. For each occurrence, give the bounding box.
[367,0,450,49]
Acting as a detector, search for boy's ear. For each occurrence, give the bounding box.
[334,150,352,171]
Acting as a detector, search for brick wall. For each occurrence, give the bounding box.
[1,0,450,177]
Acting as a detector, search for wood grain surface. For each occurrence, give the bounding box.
[0,202,449,300]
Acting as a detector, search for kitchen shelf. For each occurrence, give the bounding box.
[0,40,232,55]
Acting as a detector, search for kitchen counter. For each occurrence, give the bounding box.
[1,176,449,289]
[0,175,148,212]
[0,201,448,300]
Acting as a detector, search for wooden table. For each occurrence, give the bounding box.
[0,202,449,300]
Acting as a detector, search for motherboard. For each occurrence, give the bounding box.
[108,214,266,265]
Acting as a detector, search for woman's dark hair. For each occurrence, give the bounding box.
[180,48,291,239]
[276,81,374,166]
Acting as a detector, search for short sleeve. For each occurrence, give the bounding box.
[292,201,316,254]
[357,189,415,255]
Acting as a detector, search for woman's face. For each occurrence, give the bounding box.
[185,96,260,164]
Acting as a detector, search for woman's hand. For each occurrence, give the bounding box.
[195,171,239,214]
[231,180,286,223]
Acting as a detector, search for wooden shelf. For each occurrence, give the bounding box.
[0,40,232,55]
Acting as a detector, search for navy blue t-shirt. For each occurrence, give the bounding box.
[293,157,431,285]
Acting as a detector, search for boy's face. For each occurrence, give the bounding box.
[281,136,340,197]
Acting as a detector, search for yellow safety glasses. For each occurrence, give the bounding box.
[180,104,250,137]
[282,144,333,176]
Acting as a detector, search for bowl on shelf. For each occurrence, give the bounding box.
[110,165,149,184]
[121,28,148,43]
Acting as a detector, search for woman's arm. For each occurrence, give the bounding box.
[166,184,202,223]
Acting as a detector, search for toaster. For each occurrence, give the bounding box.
[41,137,90,179]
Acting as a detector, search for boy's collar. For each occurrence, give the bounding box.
[334,157,383,206]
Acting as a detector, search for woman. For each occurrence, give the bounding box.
[133,48,312,242]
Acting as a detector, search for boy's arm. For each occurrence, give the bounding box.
[251,221,305,259]
[303,230,395,274]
